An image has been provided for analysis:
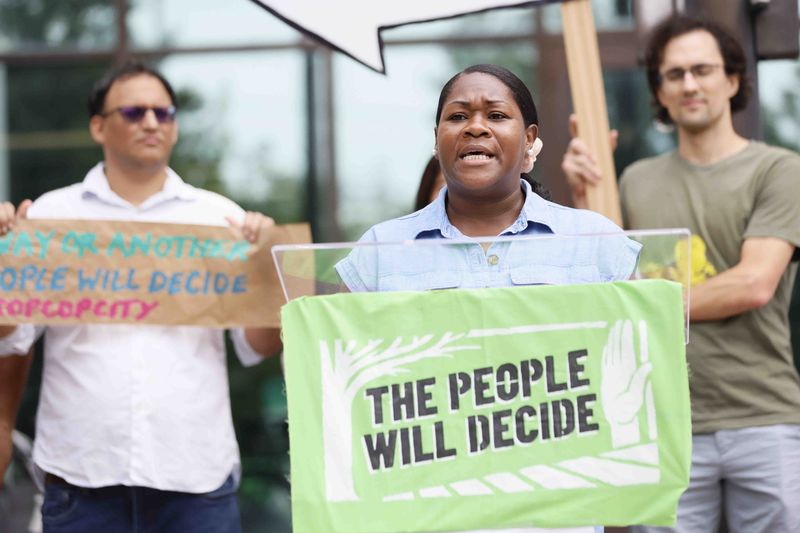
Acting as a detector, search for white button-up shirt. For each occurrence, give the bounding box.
[0,163,264,492]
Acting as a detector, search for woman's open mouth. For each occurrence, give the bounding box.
[460,150,494,161]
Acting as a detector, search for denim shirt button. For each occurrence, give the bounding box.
[487,254,499,266]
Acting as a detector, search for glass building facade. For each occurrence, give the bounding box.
[1,1,798,530]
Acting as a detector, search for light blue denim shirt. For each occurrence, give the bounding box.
[336,180,640,292]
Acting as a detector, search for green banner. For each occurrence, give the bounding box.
[282,280,690,532]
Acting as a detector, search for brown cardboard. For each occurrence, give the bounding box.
[0,219,311,327]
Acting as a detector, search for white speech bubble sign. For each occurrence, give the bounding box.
[249,0,551,73]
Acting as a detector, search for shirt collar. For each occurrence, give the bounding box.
[81,162,199,207]
[517,179,559,234]
[412,179,557,239]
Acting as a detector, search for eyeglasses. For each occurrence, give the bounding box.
[659,63,723,84]
[100,105,177,123]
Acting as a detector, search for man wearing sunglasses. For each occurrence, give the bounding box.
[0,62,282,532]
[563,16,800,533]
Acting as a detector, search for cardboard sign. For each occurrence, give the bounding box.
[282,280,690,532]
[562,0,622,225]
[0,219,310,327]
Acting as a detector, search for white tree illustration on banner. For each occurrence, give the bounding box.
[319,333,480,501]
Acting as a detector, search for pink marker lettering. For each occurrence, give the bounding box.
[8,300,23,317]
[57,300,73,318]
[74,298,92,319]
[135,300,159,320]
[42,300,58,318]
[24,298,41,318]
[93,299,108,318]
[109,300,132,319]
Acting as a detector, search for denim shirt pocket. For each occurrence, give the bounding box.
[509,264,601,286]
[378,270,463,292]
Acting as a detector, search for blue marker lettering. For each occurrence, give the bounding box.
[208,240,224,259]
[213,273,229,294]
[13,232,34,257]
[62,232,99,257]
[34,231,55,259]
[126,268,139,290]
[51,267,68,291]
[167,272,183,295]
[232,274,247,293]
[227,241,250,261]
[19,265,37,290]
[0,268,17,290]
[130,234,152,256]
[33,267,47,292]
[77,268,101,291]
[107,233,130,258]
[185,271,200,294]
[172,236,189,259]
[189,238,210,259]
[148,271,167,293]
[154,237,172,258]
[110,270,127,292]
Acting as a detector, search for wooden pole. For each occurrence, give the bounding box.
[561,0,623,226]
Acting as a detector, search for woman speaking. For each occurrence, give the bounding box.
[337,64,639,291]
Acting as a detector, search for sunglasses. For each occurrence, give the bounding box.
[100,105,177,123]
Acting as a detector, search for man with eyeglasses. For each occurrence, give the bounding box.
[563,15,800,533]
[0,62,282,532]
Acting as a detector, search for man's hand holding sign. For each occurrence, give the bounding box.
[0,200,29,340]
[225,210,285,354]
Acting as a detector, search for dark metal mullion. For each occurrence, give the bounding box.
[316,48,340,242]
[115,0,129,64]
[304,50,318,237]
[303,48,342,242]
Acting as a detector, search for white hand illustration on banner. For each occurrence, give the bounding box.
[601,320,653,449]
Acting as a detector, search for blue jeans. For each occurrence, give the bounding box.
[41,473,241,533]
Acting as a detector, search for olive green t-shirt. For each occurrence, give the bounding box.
[620,141,800,433]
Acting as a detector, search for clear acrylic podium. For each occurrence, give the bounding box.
[271,229,692,340]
